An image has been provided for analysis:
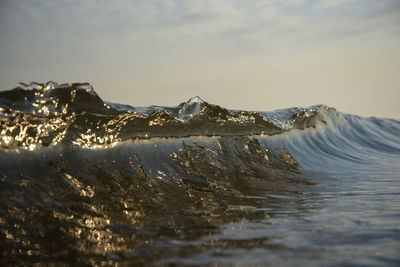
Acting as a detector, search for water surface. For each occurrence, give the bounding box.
[1,82,399,266]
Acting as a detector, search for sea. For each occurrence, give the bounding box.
[1,82,399,266]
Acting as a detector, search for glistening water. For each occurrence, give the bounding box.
[1,82,399,266]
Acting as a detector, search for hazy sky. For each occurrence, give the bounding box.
[1,0,399,118]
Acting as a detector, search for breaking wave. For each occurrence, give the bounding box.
[1,82,399,266]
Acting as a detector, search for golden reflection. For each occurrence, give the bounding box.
[0,82,129,150]
[63,173,95,198]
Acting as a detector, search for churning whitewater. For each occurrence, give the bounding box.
[1,82,400,266]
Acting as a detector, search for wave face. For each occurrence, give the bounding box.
[1,82,400,266]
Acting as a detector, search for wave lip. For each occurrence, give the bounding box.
[0,82,327,150]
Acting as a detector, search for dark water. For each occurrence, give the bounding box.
[1,82,399,266]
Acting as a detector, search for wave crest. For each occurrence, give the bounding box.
[0,82,329,149]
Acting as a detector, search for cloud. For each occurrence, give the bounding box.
[0,0,398,63]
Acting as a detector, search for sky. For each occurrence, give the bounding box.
[0,0,399,118]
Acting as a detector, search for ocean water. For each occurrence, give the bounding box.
[1,82,399,266]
